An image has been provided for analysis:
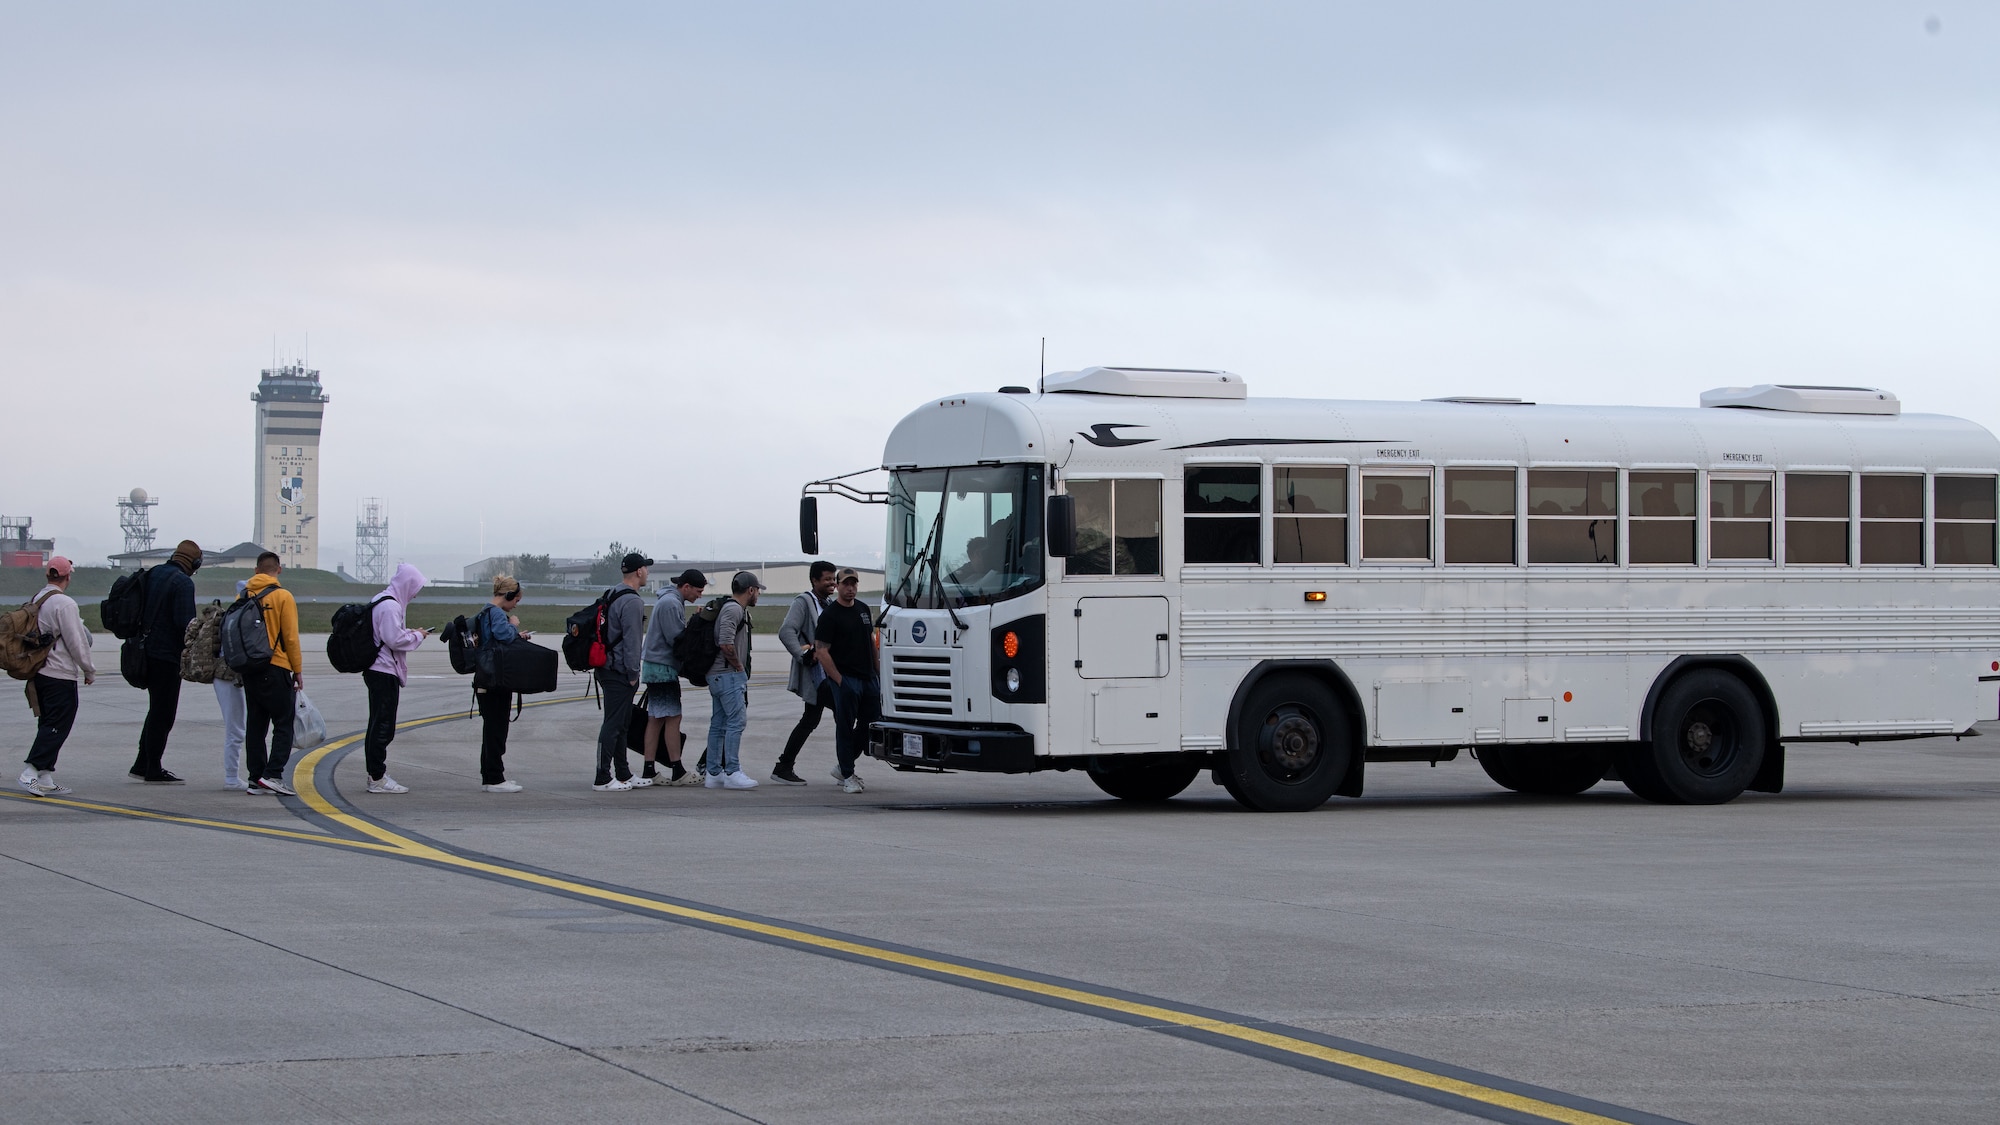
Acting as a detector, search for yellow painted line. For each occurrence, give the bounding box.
[283,702,1644,1125]
[0,792,408,854]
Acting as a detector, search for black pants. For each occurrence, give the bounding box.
[830,674,880,779]
[594,669,634,785]
[242,665,297,782]
[776,680,835,772]
[26,674,78,772]
[477,688,511,785]
[362,670,400,780]
[132,657,183,777]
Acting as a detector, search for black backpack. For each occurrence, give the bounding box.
[327,594,393,674]
[101,568,149,639]
[220,587,277,673]
[670,597,729,688]
[562,586,637,672]
[440,613,478,676]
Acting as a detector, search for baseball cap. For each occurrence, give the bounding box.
[834,567,860,585]
[669,568,708,588]
[620,552,654,574]
[46,556,74,578]
[731,570,766,593]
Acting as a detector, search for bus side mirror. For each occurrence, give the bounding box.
[1046,494,1075,557]
[799,496,819,555]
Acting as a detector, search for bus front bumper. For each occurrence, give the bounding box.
[869,721,1039,773]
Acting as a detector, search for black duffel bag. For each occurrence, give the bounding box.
[487,640,558,696]
[120,637,151,690]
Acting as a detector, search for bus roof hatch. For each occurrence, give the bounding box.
[1044,366,1248,400]
[1700,384,1900,416]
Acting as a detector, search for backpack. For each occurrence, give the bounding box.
[441,612,478,676]
[562,586,637,672]
[179,600,229,684]
[220,587,278,673]
[327,594,393,674]
[101,568,149,639]
[0,590,59,681]
[670,597,729,688]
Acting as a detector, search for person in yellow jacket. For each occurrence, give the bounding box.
[242,552,304,797]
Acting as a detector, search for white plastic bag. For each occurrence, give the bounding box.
[293,690,328,749]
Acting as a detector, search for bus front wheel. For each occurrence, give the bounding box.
[1227,675,1353,812]
[1619,670,1767,804]
[1087,755,1203,803]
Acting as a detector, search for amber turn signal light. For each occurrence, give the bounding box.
[1303,591,1327,602]
[1001,631,1020,659]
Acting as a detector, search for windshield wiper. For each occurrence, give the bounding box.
[928,531,967,631]
[892,502,947,608]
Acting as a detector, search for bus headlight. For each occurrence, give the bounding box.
[1006,668,1021,693]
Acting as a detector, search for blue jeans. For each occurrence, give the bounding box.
[705,670,748,776]
[830,674,880,779]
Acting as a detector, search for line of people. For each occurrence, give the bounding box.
[15,550,883,799]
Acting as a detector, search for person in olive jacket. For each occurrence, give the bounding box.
[131,539,201,783]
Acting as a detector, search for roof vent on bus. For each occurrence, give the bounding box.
[1424,396,1533,405]
[1043,366,1248,400]
[1699,384,1900,416]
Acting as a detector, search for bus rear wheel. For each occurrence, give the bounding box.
[1618,670,1767,805]
[1476,746,1609,796]
[1226,675,1353,812]
[1087,755,1203,803]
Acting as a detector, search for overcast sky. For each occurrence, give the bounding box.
[5,2,1997,578]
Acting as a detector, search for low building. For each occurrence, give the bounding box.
[109,540,268,570]
[0,516,55,568]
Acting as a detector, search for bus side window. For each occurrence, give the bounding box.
[1443,469,1514,564]
[1785,473,1851,565]
[1860,475,1924,565]
[1629,471,1696,564]
[1528,470,1617,564]
[1274,466,1347,564]
[1710,476,1773,561]
[1361,473,1431,561]
[1934,476,1997,565]
[1066,479,1163,577]
[1185,466,1260,565]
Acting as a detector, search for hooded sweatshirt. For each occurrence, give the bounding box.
[245,572,302,675]
[34,584,96,683]
[368,563,428,685]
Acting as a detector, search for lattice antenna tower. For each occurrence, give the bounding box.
[117,488,159,555]
[355,498,389,583]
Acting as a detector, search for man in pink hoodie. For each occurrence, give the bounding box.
[361,563,429,794]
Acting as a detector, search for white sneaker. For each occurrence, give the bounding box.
[840,774,865,794]
[483,780,523,793]
[223,778,248,791]
[367,776,410,794]
[703,772,725,788]
[17,768,46,796]
[722,770,760,790]
[592,779,633,792]
[629,774,656,788]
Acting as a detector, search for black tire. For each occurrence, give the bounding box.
[1087,755,1203,803]
[1478,745,1609,796]
[1618,670,1767,805]
[1225,674,1354,812]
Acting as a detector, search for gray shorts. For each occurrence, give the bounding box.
[645,679,682,719]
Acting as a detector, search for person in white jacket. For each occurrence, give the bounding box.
[19,557,95,797]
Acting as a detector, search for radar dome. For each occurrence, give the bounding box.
[129,488,149,503]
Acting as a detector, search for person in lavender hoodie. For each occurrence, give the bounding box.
[360,563,429,794]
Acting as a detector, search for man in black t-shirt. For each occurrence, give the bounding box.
[812,568,879,793]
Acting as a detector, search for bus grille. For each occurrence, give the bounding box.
[889,652,955,716]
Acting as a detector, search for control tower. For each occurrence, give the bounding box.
[251,362,330,569]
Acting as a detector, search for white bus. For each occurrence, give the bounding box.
[799,367,2000,811]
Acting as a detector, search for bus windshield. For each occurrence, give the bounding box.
[886,464,1044,609]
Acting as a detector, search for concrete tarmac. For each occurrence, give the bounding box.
[3,638,1997,1123]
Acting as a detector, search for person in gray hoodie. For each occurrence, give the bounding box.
[18,557,94,797]
[592,552,650,791]
[637,568,706,785]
